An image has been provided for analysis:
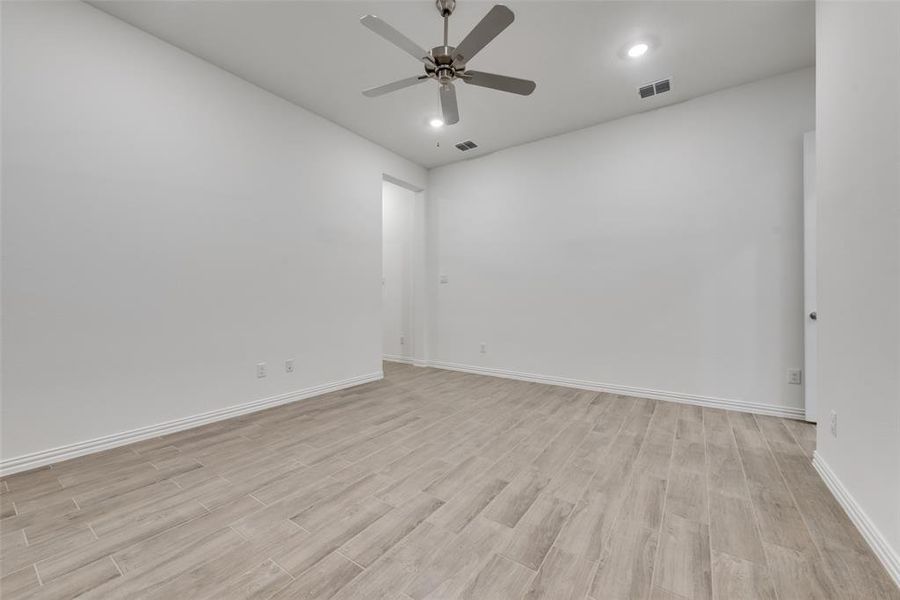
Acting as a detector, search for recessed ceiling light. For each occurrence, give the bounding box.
[627,42,649,58]
[429,118,444,128]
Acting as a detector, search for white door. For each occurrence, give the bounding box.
[803,131,817,423]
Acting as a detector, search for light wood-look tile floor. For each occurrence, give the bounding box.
[1,362,898,599]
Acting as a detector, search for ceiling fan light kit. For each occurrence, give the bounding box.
[360,0,536,126]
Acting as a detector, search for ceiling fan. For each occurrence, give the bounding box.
[360,0,536,125]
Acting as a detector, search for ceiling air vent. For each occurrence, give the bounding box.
[638,78,671,99]
[454,140,478,151]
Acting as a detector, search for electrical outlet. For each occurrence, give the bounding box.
[480,342,487,354]
[830,410,837,437]
[256,362,267,378]
[285,359,295,374]
[440,274,448,284]
[400,336,405,346]
[787,368,802,385]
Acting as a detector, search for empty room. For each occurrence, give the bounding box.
[1,0,899,598]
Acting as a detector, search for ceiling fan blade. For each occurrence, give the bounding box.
[440,83,459,125]
[360,15,431,64]
[452,5,515,67]
[462,70,536,95]
[363,76,428,97]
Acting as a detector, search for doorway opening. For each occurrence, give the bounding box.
[382,179,416,364]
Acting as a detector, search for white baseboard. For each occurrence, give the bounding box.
[813,451,900,588]
[0,371,383,477]
[425,360,806,420]
[383,354,415,365]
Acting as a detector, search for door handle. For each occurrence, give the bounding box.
[809,311,817,320]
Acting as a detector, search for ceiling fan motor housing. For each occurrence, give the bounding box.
[428,45,462,83]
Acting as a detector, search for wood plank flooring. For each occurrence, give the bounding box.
[1,362,897,599]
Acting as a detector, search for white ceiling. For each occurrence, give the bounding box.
[90,1,814,168]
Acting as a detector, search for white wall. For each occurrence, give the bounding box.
[426,68,814,415]
[0,1,425,464]
[815,0,900,576]
[382,180,415,360]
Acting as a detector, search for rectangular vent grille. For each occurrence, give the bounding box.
[638,78,671,99]
[455,140,478,151]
